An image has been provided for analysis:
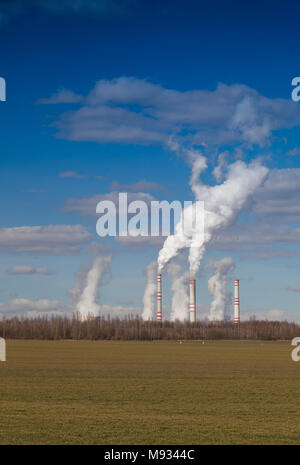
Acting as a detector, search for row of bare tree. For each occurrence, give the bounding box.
[0,313,299,340]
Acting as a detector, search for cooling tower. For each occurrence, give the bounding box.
[189,278,196,323]
[157,274,162,321]
[234,279,240,324]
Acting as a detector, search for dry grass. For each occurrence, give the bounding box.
[0,339,299,444]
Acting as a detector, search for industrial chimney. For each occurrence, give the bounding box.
[234,279,240,324]
[0,337,6,362]
[189,278,196,322]
[157,274,162,321]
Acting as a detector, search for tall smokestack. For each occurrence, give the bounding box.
[157,274,162,321]
[189,278,196,322]
[234,279,240,324]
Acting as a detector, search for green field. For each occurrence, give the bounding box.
[0,339,299,444]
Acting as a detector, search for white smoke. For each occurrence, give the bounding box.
[206,257,235,321]
[212,151,229,183]
[76,254,111,319]
[167,262,189,322]
[142,261,157,320]
[188,149,208,187]
[68,270,85,304]
[157,151,269,276]
[188,159,268,276]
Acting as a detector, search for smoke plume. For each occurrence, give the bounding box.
[68,270,85,304]
[188,158,269,275]
[142,261,157,320]
[167,262,189,321]
[206,257,235,321]
[76,254,111,319]
[158,151,269,276]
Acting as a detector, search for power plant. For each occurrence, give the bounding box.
[154,274,240,323]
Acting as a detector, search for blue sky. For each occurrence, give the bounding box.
[1,0,300,321]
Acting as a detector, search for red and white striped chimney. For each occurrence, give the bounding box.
[189,278,196,323]
[157,274,162,321]
[234,279,240,324]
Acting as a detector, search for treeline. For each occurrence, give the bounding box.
[0,314,299,340]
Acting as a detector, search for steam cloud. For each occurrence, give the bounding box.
[158,150,269,276]
[168,262,189,322]
[76,254,111,319]
[206,257,235,321]
[142,261,157,320]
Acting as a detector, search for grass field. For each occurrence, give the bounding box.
[0,339,299,444]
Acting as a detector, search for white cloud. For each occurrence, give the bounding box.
[37,90,83,104]
[198,166,300,256]
[59,170,86,179]
[0,298,63,314]
[25,310,65,318]
[6,266,55,275]
[0,225,91,255]
[0,298,141,318]
[60,167,300,256]
[217,222,300,245]
[266,309,284,320]
[287,285,300,292]
[251,168,300,220]
[99,304,142,317]
[210,222,300,253]
[249,250,300,260]
[64,191,155,217]
[237,307,299,322]
[49,77,300,148]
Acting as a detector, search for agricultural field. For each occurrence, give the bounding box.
[0,339,299,444]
